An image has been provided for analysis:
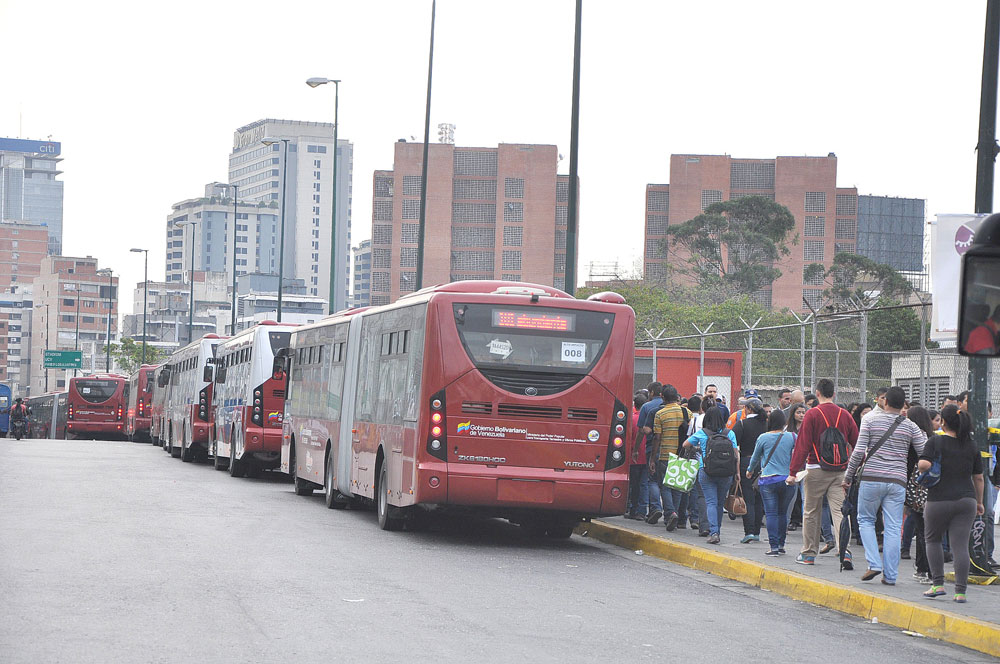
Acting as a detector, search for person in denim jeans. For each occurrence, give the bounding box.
[748,409,797,555]
[683,406,738,544]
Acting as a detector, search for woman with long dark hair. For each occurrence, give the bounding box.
[683,406,738,545]
[902,406,934,582]
[920,405,985,602]
[853,403,874,431]
[747,409,797,555]
[784,402,808,530]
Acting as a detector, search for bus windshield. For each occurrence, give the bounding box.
[73,380,119,403]
[268,331,291,354]
[453,304,614,374]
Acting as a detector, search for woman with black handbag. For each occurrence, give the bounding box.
[903,406,933,583]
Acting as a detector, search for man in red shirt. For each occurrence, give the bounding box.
[787,378,859,566]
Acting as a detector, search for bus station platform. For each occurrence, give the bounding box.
[577,515,1000,658]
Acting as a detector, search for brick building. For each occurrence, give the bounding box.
[0,222,50,291]
[369,141,575,305]
[644,153,858,311]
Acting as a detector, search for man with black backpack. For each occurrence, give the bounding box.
[788,379,859,566]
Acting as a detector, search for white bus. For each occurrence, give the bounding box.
[151,364,171,447]
[212,321,295,476]
[161,334,225,461]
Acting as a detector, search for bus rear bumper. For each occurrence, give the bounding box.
[438,465,623,514]
[244,427,282,454]
[192,421,212,444]
[67,421,125,436]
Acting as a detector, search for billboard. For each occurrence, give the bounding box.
[930,213,989,342]
[0,137,61,156]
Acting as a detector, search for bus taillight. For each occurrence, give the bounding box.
[117,405,123,421]
[251,384,264,425]
[427,390,447,461]
[605,400,628,470]
[138,400,144,417]
[68,404,74,420]
[198,387,210,421]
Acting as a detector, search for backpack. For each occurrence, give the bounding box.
[704,430,738,477]
[814,407,850,471]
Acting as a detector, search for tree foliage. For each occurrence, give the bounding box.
[110,337,166,375]
[662,196,797,301]
[803,253,914,308]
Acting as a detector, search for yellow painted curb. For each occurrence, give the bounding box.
[576,519,1000,658]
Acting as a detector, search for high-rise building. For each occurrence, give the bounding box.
[0,222,49,291]
[30,256,118,394]
[352,239,371,308]
[228,119,353,311]
[857,195,926,273]
[0,285,33,396]
[121,272,229,349]
[370,141,575,305]
[644,153,858,311]
[0,137,64,255]
[165,183,280,284]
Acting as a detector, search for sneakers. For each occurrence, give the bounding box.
[624,512,644,521]
[740,534,755,544]
[764,549,780,556]
[842,551,854,571]
[665,512,679,532]
[698,530,710,537]
[912,572,933,584]
[676,522,687,529]
[819,541,835,555]
[787,522,800,532]
[646,509,663,525]
[778,548,786,554]
[707,533,720,544]
[900,550,911,560]
[881,578,895,586]
[795,554,815,565]
[689,521,700,530]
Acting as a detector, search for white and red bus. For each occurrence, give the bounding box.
[212,321,296,476]
[150,364,170,448]
[280,281,635,535]
[66,374,128,440]
[126,364,159,443]
[162,334,225,461]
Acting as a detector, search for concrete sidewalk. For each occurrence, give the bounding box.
[578,514,1000,658]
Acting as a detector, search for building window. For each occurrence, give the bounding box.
[401,224,419,244]
[372,272,390,293]
[556,180,569,202]
[501,274,520,281]
[402,175,422,196]
[554,253,566,273]
[453,151,497,176]
[399,272,416,292]
[804,240,825,262]
[836,194,857,216]
[803,288,824,309]
[314,160,322,168]
[402,200,421,219]
[451,202,496,224]
[374,175,393,197]
[646,215,668,235]
[647,190,669,212]
[63,298,73,306]
[835,217,857,239]
[450,251,494,272]
[372,249,390,269]
[701,190,723,210]
[730,162,775,190]
[373,225,392,245]
[503,202,523,222]
[645,238,663,259]
[313,183,321,192]
[453,179,497,200]
[555,230,567,251]
[805,192,827,212]
[835,243,856,255]
[803,267,825,286]
[503,226,523,247]
[804,216,825,237]
[502,250,522,271]
[504,178,524,199]
[556,206,567,226]
[373,200,392,221]
[400,247,418,267]
[452,227,495,248]
[307,145,328,153]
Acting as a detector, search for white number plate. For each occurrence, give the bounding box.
[561,342,587,363]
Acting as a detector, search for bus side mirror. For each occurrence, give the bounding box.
[203,366,214,383]
[271,357,286,381]
[216,365,227,384]
[157,372,168,387]
[958,214,1000,357]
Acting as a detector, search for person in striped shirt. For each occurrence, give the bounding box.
[843,386,927,585]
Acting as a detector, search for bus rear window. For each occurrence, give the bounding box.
[268,331,291,353]
[73,380,119,403]
[454,304,614,373]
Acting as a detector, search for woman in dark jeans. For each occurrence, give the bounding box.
[734,399,768,543]
[785,403,807,530]
[902,406,934,583]
[921,405,985,603]
[747,409,797,555]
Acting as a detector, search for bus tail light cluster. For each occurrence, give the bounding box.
[68,403,74,420]
[427,390,447,461]
[605,400,627,470]
[138,400,145,417]
[199,387,210,421]
[116,405,123,421]
[251,383,264,426]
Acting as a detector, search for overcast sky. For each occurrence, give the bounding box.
[1,1,992,315]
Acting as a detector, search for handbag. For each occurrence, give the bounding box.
[905,469,927,512]
[749,433,784,491]
[663,452,700,493]
[915,454,942,488]
[725,476,747,516]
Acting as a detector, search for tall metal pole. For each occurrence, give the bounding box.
[564,0,583,296]
[810,317,817,391]
[74,286,80,378]
[834,341,840,398]
[415,0,436,291]
[919,300,928,402]
[859,308,869,401]
[328,81,340,314]
[141,251,148,365]
[693,322,714,392]
[972,0,999,457]
[277,138,289,322]
[44,304,49,392]
[106,271,113,372]
[188,222,196,344]
[231,183,239,333]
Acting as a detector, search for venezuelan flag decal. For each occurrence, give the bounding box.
[457,421,471,434]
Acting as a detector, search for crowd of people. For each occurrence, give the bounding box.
[628,380,998,604]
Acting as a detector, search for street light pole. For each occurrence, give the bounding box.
[98,269,114,372]
[229,183,239,333]
[74,285,80,378]
[36,304,49,392]
[305,77,342,314]
[174,220,199,344]
[130,248,149,365]
[262,137,290,322]
[415,0,436,291]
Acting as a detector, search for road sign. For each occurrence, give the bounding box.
[43,350,82,369]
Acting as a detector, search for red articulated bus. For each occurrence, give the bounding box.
[126,364,159,443]
[280,281,635,535]
[66,374,128,440]
[150,364,170,447]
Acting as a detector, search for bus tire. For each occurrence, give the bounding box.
[168,427,181,458]
[376,462,403,531]
[229,436,246,478]
[180,437,194,463]
[545,521,577,539]
[292,447,313,496]
[323,448,347,509]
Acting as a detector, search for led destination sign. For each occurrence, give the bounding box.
[492,309,576,332]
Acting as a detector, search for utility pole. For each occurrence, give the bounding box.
[415,0,436,291]
[564,0,582,296]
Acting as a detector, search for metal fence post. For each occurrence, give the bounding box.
[834,340,840,397]
[859,308,869,401]
[792,311,810,391]
[919,299,929,402]
[651,340,657,383]
[692,322,714,392]
[810,317,818,390]
[740,317,762,389]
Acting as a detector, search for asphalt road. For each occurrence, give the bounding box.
[0,439,991,663]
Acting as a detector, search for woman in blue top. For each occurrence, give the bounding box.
[747,410,798,555]
[683,406,738,544]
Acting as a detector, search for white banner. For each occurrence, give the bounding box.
[930,213,989,342]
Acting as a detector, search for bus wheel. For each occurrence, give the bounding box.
[213,441,228,471]
[545,520,578,539]
[229,437,246,478]
[169,428,181,458]
[180,435,194,463]
[323,450,347,509]
[292,448,313,496]
[376,463,403,531]
[245,464,261,479]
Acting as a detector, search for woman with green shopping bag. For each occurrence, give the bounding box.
[747,409,797,556]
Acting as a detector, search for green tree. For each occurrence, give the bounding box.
[803,252,914,307]
[110,337,165,375]
[662,196,798,301]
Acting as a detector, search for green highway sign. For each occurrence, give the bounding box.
[43,350,83,369]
